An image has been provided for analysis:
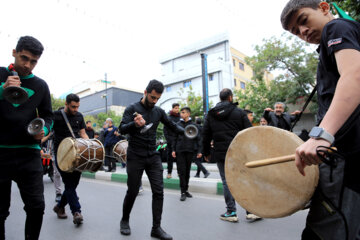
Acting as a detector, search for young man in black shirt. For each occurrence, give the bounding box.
[119,80,183,240]
[172,107,202,201]
[0,36,53,240]
[52,94,89,225]
[281,1,360,239]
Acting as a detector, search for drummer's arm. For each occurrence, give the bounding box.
[295,49,360,175]
[79,129,89,139]
[119,106,137,134]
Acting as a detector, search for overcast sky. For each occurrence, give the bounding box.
[0,0,290,97]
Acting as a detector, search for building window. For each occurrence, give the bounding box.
[234,79,237,86]
[233,59,236,66]
[183,80,191,88]
[209,74,214,81]
[166,86,171,92]
[240,81,245,89]
[239,62,245,71]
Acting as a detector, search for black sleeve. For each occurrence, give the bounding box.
[119,105,136,134]
[323,19,360,56]
[160,109,184,134]
[202,115,212,156]
[38,81,54,136]
[263,110,271,122]
[196,124,203,154]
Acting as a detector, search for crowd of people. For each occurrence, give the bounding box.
[2,1,360,239]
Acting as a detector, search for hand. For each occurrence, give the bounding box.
[197,153,202,158]
[114,130,120,136]
[295,138,331,176]
[108,127,113,131]
[3,75,21,89]
[204,155,210,162]
[172,151,176,158]
[33,130,45,141]
[264,108,273,112]
[291,110,302,115]
[134,114,146,128]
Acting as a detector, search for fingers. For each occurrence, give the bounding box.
[4,76,21,88]
[295,151,306,176]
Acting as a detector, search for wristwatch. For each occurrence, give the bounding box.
[308,127,334,144]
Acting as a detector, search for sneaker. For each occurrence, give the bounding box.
[204,172,210,178]
[53,205,67,219]
[73,212,83,225]
[139,186,144,194]
[246,213,262,221]
[151,226,173,240]
[220,211,238,222]
[194,174,200,178]
[55,194,62,203]
[120,219,131,235]
[180,193,186,201]
[167,173,172,179]
[185,192,193,198]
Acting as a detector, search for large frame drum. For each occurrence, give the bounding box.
[225,126,319,218]
[57,137,104,173]
[113,140,128,164]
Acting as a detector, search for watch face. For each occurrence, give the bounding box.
[309,127,323,137]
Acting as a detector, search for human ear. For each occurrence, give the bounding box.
[319,1,330,13]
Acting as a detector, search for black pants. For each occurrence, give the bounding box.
[166,143,175,174]
[0,148,44,240]
[122,153,164,228]
[194,155,208,176]
[177,152,193,194]
[105,145,116,171]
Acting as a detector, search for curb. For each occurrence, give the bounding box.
[82,171,224,195]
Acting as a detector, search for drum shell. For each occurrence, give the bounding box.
[225,126,319,218]
[113,140,128,164]
[57,137,105,173]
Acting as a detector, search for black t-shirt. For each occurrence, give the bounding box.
[53,110,86,149]
[317,18,360,190]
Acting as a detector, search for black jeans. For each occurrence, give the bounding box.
[0,148,44,240]
[166,143,175,174]
[122,153,164,228]
[194,155,208,176]
[105,145,116,171]
[177,152,193,194]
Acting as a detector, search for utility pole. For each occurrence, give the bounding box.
[201,53,209,114]
[104,73,108,114]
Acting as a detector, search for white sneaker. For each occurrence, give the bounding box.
[246,213,262,221]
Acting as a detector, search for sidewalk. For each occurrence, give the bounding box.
[82,162,224,195]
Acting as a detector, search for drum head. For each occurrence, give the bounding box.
[225,126,319,218]
[57,137,76,172]
[113,140,128,163]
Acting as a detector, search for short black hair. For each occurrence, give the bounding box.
[86,120,91,124]
[172,103,180,109]
[16,36,44,56]
[180,106,191,113]
[66,93,80,104]
[219,88,233,101]
[146,79,164,94]
[281,0,321,30]
[195,117,202,124]
[244,109,253,114]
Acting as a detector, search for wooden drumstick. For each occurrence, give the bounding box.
[245,147,337,168]
[245,154,295,168]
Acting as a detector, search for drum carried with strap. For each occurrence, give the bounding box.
[57,137,105,173]
[225,126,319,218]
[113,140,128,164]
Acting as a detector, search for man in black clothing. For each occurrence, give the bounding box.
[0,36,53,240]
[163,103,180,179]
[203,88,253,222]
[172,107,202,201]
[193,117,210,178]
[281,1,360,239]
[263,102,301,130]
[52,94,89,226]
[119,80,183,240]
[85,120,95,139]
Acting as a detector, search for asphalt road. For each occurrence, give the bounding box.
[5,176,307,240]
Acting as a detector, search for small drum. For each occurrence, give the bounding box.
[113,140,128,164]
[225,126,319,218]
[57,137,104,173]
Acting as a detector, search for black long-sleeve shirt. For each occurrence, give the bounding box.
[119,99,183,157]
[0,66,53,148]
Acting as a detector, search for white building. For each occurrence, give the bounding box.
[158,32,236,111]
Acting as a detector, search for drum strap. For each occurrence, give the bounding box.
[60,109,76,138]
